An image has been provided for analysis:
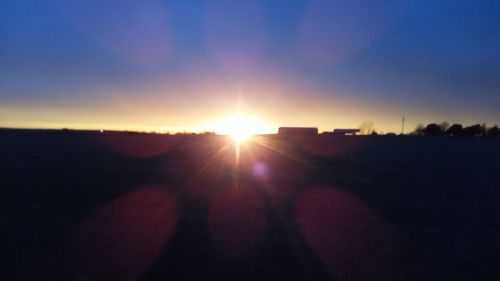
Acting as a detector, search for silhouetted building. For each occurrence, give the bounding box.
[278,127,318,135]
[332,129,360,136]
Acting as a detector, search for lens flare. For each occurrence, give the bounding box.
[208,115,272,142]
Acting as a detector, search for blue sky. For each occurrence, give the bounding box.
[1,0,499,132]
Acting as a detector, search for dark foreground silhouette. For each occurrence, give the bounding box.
[1,130,499,281]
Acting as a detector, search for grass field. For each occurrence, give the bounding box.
[1,130,499,280]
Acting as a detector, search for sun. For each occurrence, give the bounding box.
[208,114,272,142]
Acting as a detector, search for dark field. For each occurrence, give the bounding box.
[1,130,499,281]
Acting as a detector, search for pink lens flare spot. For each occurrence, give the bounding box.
[52,186,179,280]
[205,0,266,71]
[252,161,270,180]
[297,0,408,67]
[51,0,172,66]
[295,186,421,280]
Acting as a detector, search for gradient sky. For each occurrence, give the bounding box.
[1,0,499,133]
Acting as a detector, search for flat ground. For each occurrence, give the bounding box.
[1,131,499,280]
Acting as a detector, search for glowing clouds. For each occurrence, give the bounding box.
[52,0,171,66]
[205,0,266,71]
[297,0,407,67]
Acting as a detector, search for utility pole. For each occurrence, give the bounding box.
[401,115,405,135]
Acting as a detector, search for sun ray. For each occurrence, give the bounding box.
[188,140,232,183]
[250,136,309,165]
[207,114,272,143]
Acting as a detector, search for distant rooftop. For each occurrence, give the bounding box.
[278,127,318,135]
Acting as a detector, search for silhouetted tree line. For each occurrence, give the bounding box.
[414,122,500,137]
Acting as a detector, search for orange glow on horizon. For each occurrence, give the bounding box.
[207,114,273,142]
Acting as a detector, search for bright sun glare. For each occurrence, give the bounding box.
[209,115,271,142]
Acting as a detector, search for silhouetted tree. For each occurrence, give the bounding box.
[446,124,464,136]
[486,125,500,137]
[481,123,488,136]
[439,122,450,132]
[423,123,444,136]
[414,124,425,135]
[359,121,374,135]
[463,124,482,137]
[371,130,379,136]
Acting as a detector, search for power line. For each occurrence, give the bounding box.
[402,115,405,135]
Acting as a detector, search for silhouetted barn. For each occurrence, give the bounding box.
[332,129,360,136]
[278,127,318,135]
